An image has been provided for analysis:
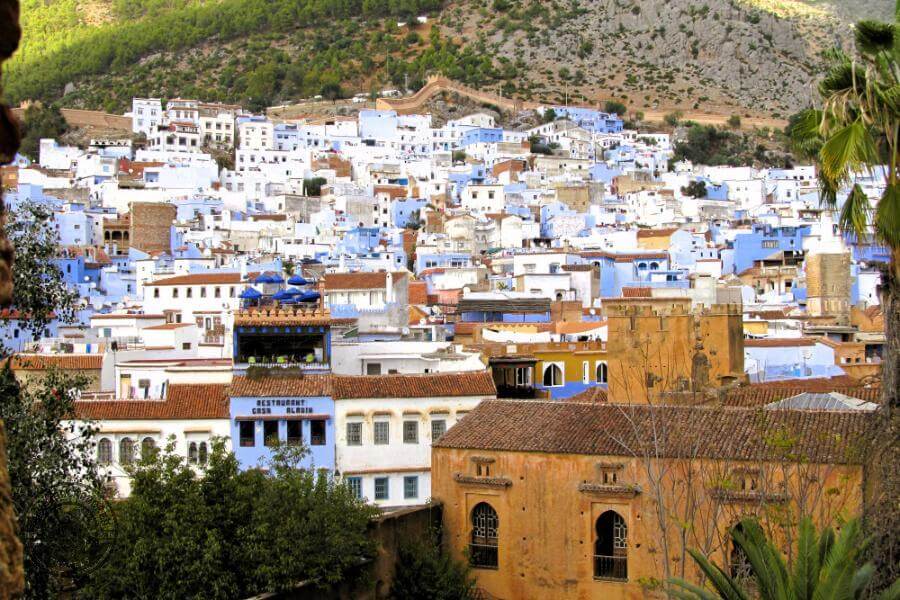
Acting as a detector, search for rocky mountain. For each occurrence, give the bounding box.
[3,0,892,118]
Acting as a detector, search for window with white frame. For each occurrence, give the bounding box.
[542,362,563,387]
[346,422,362,446]
[403,420,418,444]
[596,361,608,384]
[373,421,390,445]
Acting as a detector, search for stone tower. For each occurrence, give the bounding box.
[605,298,744,404]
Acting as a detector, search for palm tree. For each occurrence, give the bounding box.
[789,6,900,588]
[670,517,900,600]
[789,4,899,413]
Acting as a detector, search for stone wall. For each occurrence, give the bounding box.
[130,202,177,254]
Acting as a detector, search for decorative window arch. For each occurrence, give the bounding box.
[119,438,135,465]
[188,442,199,464]
[97,438,112,465]
[543,363,563,387]
[596,361,608,384]
[650,261,659,270]
[594,510,627,580]
[470,502,499,569]
[141,437,156,461]
[637,262,648,270]
[729,523,753,582]
[198,442,208,466]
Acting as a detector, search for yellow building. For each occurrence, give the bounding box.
[432,400,871,600]
[604,299,745,403]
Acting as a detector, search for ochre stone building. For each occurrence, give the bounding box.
[432,400,871,600]
[604,299,745,403]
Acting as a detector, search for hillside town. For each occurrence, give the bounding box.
[0,90,892,598]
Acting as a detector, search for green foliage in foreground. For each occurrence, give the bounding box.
[0,365,104,599]
[82,442,378,599]
[671,517,900,600]
[391,537,476,600]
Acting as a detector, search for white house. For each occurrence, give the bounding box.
[69,383,231,497]
[334,371,496,507]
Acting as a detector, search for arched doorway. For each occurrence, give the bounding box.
[594,510,627,580]
[470,502,499,568]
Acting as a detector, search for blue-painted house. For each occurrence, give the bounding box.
[731,224,810,275]
[229,374,335,471]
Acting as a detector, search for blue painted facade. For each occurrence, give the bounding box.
[731,224,810,274]
[458,128,504,148]
[391,198,427,228]
[550,107,624,133]
[416,252,472,273]
[229,394,335,470]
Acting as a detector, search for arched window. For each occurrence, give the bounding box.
[543,363,562,387]
[596,362,608,384]
[141,437,156,461]
[188,442,199,464]
[729,523,753,582]
[470,502,499,569]
[119,438,134,465]
[649,261,659,270]
[198,442,208,466]
[97,438,112,465]
[637,262,647,270]
[594,510,627,580]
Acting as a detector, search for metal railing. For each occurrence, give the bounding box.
[469,543,498,569]
[593,554,627,580]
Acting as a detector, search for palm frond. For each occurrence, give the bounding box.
[855,21,895,57]
[875,183,900,248]
[732,519,790,600]
[686,547,751,600]
[840,184,873,240]
[788,109,824,159]
[670,577,725,600]
[877,575,900,600]
[794,518,822,600]
[818,120,878,184]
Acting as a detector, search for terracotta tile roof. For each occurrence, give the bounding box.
[744,337,819,348]
[229,371,496,400]
[10,354,102,371]
[565,387,609,404]
[636,227,679,238]
[72,384,229,420]
[143,323,193,330]
[435,400,873,464]
[230,375,333,398]
[332,371,496,399]
[723,379,880,408]
[622,286,652,298]
[323,271,406,291]
[408,280,428,305]
[92,312,166,320]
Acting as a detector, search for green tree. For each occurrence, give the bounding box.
[681,180,708,198]
[0,364,107,598]
[17,103,67,160]
[390,536,476,600]
[604,100,627,116]
[727,114,742,129]
[303,177,328,196]
[1,201,79,352]
[788,5,900,587]
[670,517,900,600]
[84,442,377,598]
[542,107,557,123]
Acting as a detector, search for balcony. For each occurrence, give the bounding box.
[593,555,627,581]
[469,543,498,569]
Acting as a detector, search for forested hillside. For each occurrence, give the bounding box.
[3,0,892,116]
